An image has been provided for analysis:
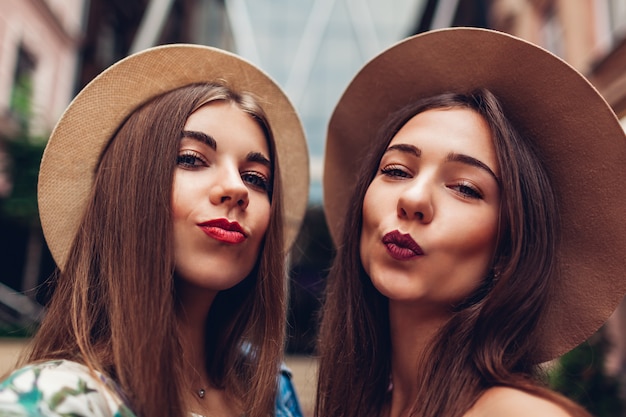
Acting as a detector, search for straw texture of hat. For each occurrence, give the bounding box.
[39,44,309,270]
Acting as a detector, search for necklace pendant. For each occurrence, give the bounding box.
[198,388,206,399]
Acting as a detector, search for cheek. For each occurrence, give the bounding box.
[360,185,380,272]
[171,181,185,220]
[361,183,381,231]
[475,209,500,252]
[171,172,196,219]
[252,196,272,237]
[450,214,500,266]
[360,190,374,239]
[259,207,271,237]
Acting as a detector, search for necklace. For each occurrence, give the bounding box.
[183,354,208,400]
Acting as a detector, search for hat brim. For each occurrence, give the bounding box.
[39,44,309,270]
[324,27,626,361]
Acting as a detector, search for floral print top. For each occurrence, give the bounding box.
[0,360,303,417]
[0,360,135,416]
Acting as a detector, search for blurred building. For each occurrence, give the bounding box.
[0,0,88,330]
[489,0,626,119]
[0,0,88,137]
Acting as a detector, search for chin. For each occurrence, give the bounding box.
[176,265,254,290]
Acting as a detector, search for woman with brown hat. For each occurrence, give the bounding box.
[316,28,626,417]
[0,45,308,417]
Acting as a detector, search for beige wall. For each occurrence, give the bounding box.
[0,0,86,137]
[489,0,614,74]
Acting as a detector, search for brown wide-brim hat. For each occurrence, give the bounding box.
[324,27,626,362]
[39,44,309,270]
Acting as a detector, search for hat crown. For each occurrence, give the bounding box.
[39,44,309,271]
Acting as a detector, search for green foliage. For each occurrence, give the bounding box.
[0,322,38,338]
[10,74,34,131]
[549,329,624,417]
[0,137,45,226]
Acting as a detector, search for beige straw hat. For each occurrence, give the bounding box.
[324,27,626,361]
[39,44,309,270]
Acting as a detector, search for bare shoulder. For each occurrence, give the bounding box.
[465,386,574,417]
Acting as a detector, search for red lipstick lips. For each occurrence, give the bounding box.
[199,218,246,244]
[382,230,424,260]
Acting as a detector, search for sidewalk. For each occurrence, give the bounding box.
[284,354,318,417]
[0,339,318,416]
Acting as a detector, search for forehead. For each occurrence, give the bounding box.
[390,108,497,164]
[394,107,489,141]
[184,101,270,153]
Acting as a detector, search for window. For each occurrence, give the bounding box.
[9,46,36,132]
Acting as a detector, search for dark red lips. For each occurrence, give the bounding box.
[199,218,246,244]
[382,230,424,260]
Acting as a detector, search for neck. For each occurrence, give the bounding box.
[175,282,243,416]
[178,315,208,375]
[387,300,451,417]
[177,291,216,365]
[176,281,218,394]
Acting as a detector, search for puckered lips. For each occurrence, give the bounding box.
[382,230,424,261]
[198,218,247,244]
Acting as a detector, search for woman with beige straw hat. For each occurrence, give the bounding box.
[316,28,626,417]
[0,44,308,417]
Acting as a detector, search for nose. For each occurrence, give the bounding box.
[209,166,249,210]
[397,178,433,223]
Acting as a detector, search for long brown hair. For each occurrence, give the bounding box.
[316,90,590,417]
[25,83,286,417]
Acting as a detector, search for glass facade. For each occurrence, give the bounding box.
[199,0,427,203]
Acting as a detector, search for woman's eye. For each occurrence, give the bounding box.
[242,172,270,192]
[177,151,206,168]
[451,182,483,199]
[380,165,411,178]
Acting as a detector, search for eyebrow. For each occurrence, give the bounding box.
[385,143,500,184]
[247,151,272,169]
[182,130,216,150]
[386,143,421,157]
[182,130,271,168]
[446,152,500,184]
